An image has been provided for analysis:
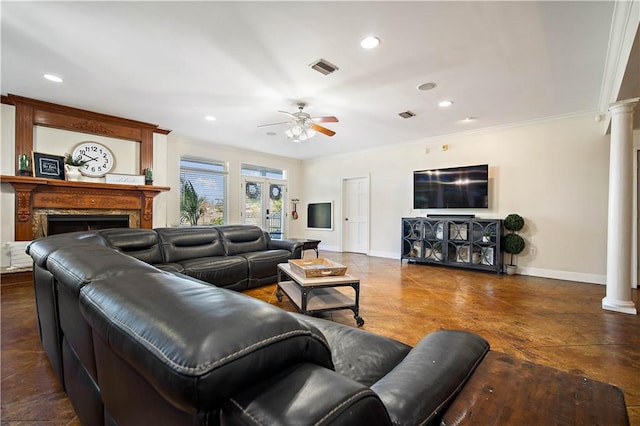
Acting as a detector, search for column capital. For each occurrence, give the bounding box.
[608,97,639,113]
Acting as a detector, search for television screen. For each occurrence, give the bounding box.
[414,164,488,209]
[307,202,333,229]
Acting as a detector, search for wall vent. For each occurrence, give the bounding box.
[309,59,339,75]
[398,111,416,119]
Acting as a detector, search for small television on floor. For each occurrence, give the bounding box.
[414,164,488,209]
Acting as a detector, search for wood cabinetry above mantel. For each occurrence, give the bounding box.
[1,175,170,241]
[1,94,171,176]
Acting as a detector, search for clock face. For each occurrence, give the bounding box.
[72,142,115,177]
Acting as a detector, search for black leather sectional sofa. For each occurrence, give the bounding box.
[25,226,630,425]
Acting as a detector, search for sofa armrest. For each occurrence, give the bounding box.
[371,330,489,426]
[267,238,303,259]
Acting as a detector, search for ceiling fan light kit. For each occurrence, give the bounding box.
[259,103,338,143]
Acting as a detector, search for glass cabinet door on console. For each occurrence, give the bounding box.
[401,218,424,259]
[401,217,502,274]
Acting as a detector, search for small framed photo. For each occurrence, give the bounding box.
[32,152,65,180]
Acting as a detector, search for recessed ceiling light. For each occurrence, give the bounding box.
[360,36,380,49]
[463,117,475,122]
[204,116,216,121]
[43,74,63,83]
[417,82,437,91]
[438,100,453,107]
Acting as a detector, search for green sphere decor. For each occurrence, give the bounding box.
[504,213,524,232]
[503,233,525,255]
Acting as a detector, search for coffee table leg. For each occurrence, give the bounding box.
[352,282,364,327]
[276,268,283,301]
[301,288,309,314]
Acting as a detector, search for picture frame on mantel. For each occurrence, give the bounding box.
[32,152,65,180]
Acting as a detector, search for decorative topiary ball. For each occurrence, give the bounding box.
[503,233,525,255]
[504,214,525,232]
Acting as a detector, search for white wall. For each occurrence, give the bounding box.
[301,113,613,284]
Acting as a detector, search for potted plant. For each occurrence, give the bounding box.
[180,179,206,226]
[64,153,88,181]
[482,229,492,243]
[502,213,525,275]
[18,153,31,176]
[144,168,153,185]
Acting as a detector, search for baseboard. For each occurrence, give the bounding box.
[369,250,398,259]
[326,250,609,286]
[506,266,606,285]
[318,244,340,253]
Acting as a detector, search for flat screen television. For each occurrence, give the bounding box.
[414,164,488,209]
[307,202,333,230]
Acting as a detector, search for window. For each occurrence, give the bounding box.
[180,159,227,226]
[241,164,285,179]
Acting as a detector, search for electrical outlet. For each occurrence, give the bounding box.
[530,247,537,255]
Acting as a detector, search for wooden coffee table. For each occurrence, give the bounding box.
[276,263,364,327]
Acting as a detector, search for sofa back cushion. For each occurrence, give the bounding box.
[79,273,334,412]
[27,231,107,267]
[99,228,164,265]
[217,225,267,255]
[46,245,161,296]
[155,227,225,262]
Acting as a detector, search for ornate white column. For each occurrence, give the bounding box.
[603,98,638,315]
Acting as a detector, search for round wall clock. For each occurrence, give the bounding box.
[72,141,115,177]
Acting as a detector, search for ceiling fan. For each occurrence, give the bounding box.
[258,103,338,142]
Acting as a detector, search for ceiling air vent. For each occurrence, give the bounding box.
[310,59,339,75]
[398,111,416,119]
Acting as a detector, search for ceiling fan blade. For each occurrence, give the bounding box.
[257,121,291,128]
[312,116,339,123]
[277,110,298,120]
[310,123,336,137]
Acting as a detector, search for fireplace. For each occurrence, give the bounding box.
[32,208,140,239]
[47,214,129,236]
[1,177,168,241]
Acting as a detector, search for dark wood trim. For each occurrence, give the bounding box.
[3,94,171,175]
[0,175,169,241]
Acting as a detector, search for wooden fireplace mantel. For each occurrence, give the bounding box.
[1,175,169,241]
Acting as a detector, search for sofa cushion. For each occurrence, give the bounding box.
[294,314,412,387]
[179,256,248,290]
[240,249,291,281]
[28,231,107,267]
[156,227,225,262]
[217,225,267,255]
[46,245,161,296]
[99,228,164,264]
[222,363,392,425]
[79,273,334,412]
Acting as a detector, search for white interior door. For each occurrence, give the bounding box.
[342,176,369,253]
[243,179,286,239]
